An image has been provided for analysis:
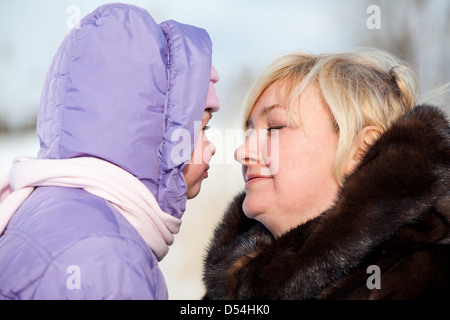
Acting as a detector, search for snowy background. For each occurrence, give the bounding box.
[0,0,449,299]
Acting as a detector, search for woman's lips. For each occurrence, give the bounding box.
[245,174,273,187]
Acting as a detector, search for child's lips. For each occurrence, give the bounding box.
[204,165,210,178]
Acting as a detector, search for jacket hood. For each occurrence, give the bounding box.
[36,3,212,219]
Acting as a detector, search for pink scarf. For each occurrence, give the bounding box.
[0,157,181,261]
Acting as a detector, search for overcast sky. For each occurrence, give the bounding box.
[0,0,362,129]
[1,0,448,131]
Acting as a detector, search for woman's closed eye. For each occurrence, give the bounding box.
[267,125,286,130]
[267,124,287,134]
[266,108,289,134]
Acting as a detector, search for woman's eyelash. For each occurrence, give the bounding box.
[203,125,210,131]
[267,125,286,131]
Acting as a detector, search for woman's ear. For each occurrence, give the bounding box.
[344,126,382,175]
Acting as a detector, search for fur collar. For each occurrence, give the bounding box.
[203,105,450,300]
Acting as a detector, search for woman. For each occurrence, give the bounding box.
[0,3,219,299]
[203,49,450,299]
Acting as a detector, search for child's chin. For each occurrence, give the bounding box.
[186,184,201,199]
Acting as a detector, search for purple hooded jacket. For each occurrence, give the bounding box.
[0,3,212,299]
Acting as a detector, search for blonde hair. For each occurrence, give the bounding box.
[243,48,448,185]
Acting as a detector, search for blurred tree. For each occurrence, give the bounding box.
[0,118,5,135]
[358,0,450,113]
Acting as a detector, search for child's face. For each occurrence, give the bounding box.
[183,109,215,199]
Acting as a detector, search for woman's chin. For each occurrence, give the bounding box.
[242,194,265,219]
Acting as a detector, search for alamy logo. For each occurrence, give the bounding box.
[66,265,81,290]
[366,5,381,30]
[170,123,281,173]
[66,5,81,30]
[366,265,381,289]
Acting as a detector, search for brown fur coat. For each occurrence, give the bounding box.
[203,105,450,300]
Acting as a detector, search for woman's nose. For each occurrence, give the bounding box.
[234,129,259,165]
[234,143,245,164]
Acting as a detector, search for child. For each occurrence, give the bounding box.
[0,3,219,299]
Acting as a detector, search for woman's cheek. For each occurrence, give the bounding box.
[263,134,280,175]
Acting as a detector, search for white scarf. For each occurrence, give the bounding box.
[0,157,182,261]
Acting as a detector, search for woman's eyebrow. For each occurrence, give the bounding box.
[263,104,285,115]
[246,104,286,128]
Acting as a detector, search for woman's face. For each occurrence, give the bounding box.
[183,109,215,199]
[235,83,340,237]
